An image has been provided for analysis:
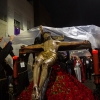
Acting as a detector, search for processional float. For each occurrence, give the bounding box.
[19,26,92,100]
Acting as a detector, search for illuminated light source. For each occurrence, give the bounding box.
[92,50,98,54]
[13,56,18,60]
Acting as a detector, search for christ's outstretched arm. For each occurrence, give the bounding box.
[21,43,43,50]
[58,40,91,47]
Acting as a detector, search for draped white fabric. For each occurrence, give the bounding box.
[0,25,100,67]
[2,25,100,48]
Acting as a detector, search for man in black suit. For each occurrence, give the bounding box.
[85,56,92,80]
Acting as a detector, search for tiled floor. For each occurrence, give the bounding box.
[83,76,96,91]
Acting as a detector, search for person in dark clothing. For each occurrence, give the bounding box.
[85,56,92,80]
[16,54,30,96]
[57,52,68,72]
[0,36,14,100]
[66,56,74,75]
[66,59,73,74]
[2,60,13,76]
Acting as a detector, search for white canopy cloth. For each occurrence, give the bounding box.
[0,25,99,80]
[2,25,100,49]
[2,25,100,48]
[0,25,100,67]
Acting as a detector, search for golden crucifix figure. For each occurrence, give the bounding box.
[21,26,91,100]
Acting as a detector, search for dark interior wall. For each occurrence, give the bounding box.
[0,0,7,21]
[0,0,7,15]
[77,0,100,26]
[34,0,53,27]
[40,0,100,27]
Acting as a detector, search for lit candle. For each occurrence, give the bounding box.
[13,56,18,85]
[92,50,98,54]
[92,50,99,84]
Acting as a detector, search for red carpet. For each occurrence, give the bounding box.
[16,64,98,100]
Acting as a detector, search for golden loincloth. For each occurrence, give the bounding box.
[37,51,57,61]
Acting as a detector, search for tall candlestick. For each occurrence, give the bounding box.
[92,50,99,84]
[13,56,18,85]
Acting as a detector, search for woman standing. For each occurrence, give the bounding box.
[74,56,82,82]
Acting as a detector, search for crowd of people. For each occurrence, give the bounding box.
[0,36,30,100]
[0,36,14,100]
[58,51,93,83]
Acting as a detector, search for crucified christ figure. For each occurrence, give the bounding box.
[21,26,91,100]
